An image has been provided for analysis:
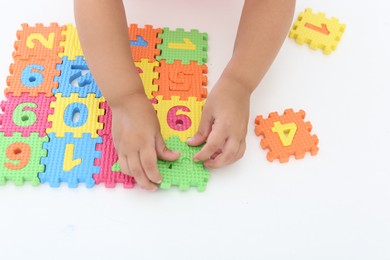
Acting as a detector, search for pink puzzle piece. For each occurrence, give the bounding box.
[93,134,136,188]
[98,101,112,136]
[0,93,55,137]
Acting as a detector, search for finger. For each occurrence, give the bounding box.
[204,138,241,169]
[127,152,157,191]
[140,145,162,184]
[118,155,131,176]
[193,127,227,162]
[155,133,180,161]
[187,111,213,146]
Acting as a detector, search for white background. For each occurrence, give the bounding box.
[0,0,389,259]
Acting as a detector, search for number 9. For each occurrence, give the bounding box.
[4,142,31,170]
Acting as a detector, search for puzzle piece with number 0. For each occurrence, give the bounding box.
[0,23,210,191]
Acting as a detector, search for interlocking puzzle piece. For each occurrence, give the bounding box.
[153,60,208,100]
[157,28,208,65]
[13,23,66,60]
[93,135,136,188]
[97,101,111,136]
[255,109,319,163]
[157,136,209,191]
[47,93,104,138]
[153,95,204,141]
[135,58,159,99]
[0,132,48,186]
[0,93,55,137]
[129,24,162,62]
[5,57,61,97]
[54,56,102,98]
[39,133,102,188]
[289,8,346,55]
[59,24,84,60]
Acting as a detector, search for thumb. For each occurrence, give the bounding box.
[155,133,180,161]
[187,113,213,146]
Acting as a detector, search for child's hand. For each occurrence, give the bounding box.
[187,76,250,168]
[110,91,180,191]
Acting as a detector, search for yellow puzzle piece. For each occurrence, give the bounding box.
[289,8,346,55]
[153,95,204,141]
[59,24,84,59]
[134,58,159,99]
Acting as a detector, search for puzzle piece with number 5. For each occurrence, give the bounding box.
[255,109,319,163]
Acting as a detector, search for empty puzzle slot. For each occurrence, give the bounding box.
[72,108,80,123]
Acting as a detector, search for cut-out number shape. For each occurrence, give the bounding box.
[271,121,297,146]
[64,102,89,127]
[21,65,44,87]
[112,161,120,172]
[130,35,148,47]
[63,144,82,171]
[12,102,38,127]
[69,65,93,87]
[167,106,192,131]
[168,71,193,91]
[168,38,196,50]
[304,23,330,35]
[4,142,31,170]
[26,33,55,49]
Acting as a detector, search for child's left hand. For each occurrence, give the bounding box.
[187,75,251,169]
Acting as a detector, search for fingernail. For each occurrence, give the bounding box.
[193,157,200,162]
[187,137,194,143]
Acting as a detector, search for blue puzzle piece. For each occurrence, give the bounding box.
[54,56,102,98]
[130,35,148,47]
[39,132,102,188]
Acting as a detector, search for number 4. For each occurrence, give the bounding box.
[272,121,297,146]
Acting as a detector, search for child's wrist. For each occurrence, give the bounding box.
[106,88,147,109]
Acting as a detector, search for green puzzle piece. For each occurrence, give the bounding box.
[0,132,48,186]
[111,136,210,191]
[157,28,208,65]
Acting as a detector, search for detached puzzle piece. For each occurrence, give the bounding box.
[54,56,102,98]
[157,28,208,65]
[5,56,61,97]
[129,24,162,62]
[0,132,48,186]
[153,95,204,142]
[153,60,208,101]
[255,109,319,163]
[158,136,209,191]
[13,23,66,60]
[94,135,136,188]
[289,8,346,55]
[0,93,54,137]
[47,93,104,138]
[39,133,102,188]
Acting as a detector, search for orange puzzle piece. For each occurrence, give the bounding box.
[153,60,208,100]
[255,109,319,163]
[128,24,162,62]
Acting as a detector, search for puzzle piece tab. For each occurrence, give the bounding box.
[157,136,209,191]
[157,28,208,65]
[289,8,346,55]
[39,133,102,188]
[153,96,204,141]
[153,60,207,100]
[135,58,159,99]
[0,132,48,186]
[255,109,319,163]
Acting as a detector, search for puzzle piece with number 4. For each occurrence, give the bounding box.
[255,109,319,163]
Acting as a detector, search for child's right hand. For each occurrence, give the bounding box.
[110,91,180,191]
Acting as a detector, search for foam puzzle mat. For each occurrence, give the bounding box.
[0,23,210,191]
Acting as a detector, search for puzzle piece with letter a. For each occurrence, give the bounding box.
[255,109,319,163]
[289,8,346,55]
